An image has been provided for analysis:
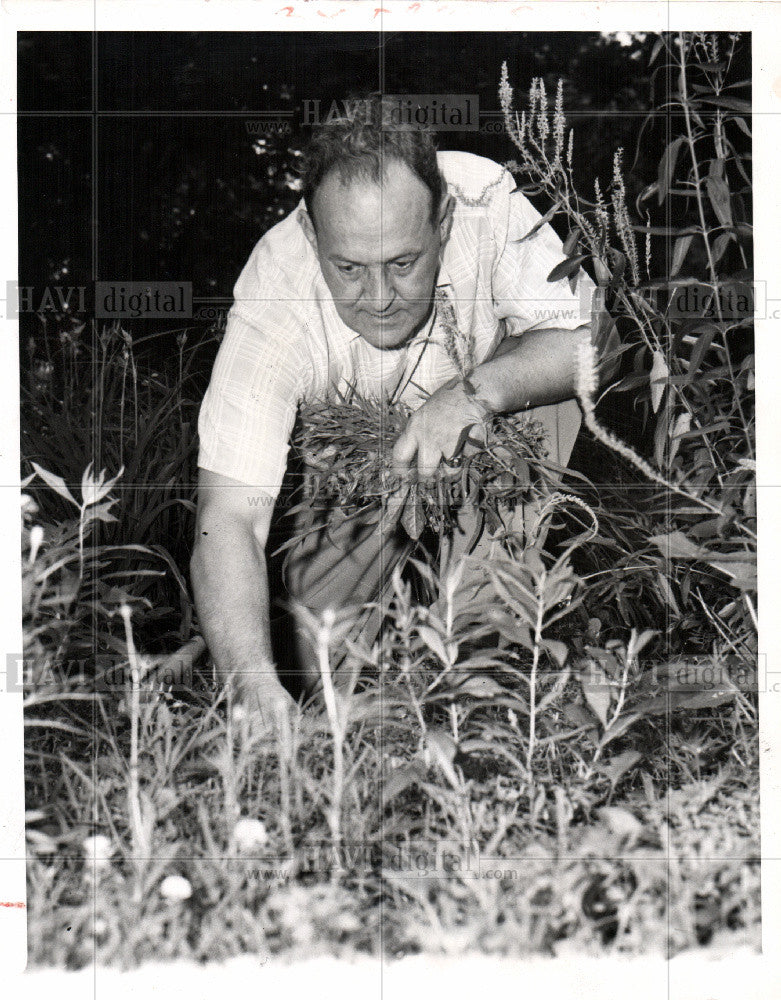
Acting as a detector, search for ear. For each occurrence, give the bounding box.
[297,207,318,252]
[437,193,455,248]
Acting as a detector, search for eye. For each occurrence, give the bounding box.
[391,259,414,273]
[336,262,359,276]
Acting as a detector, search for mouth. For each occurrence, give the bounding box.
[365,308,401,320]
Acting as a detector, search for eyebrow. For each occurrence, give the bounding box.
[329,250,422,266]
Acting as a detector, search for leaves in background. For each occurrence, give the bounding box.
[581,660,612,729]
[657,136,685,204]
[649,350,669,414]
[547,254,588,283]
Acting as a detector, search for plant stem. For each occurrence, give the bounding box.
[317,613,344,875]
[677,31,753,459]
[120,604,146,900]
[526,569,546,773]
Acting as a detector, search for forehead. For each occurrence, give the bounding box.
[311,159,436,262]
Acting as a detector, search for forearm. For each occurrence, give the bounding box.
[469,324,589,414]
[190,519,275,699]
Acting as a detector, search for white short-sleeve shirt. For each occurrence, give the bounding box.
[197,150,593,497]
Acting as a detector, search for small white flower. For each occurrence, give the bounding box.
[21,494,38,516]
[28,525,44,564]
[82,834,114,870]
[232,703,249,724]
[159,874,192,902]
[234,817,269,852]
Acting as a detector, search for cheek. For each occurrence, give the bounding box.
[322,268,360,306]
[399,265,437,310]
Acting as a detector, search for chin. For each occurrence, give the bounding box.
[357,322,416,351]
[374,330,415,350]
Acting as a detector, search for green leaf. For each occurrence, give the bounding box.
[512,454,530,484]
[82,501,117,525]
[707,559,756,592]
[523,547,546,578]
[657,659,737,692]
[599,750,642,789]
[487,568,537,625]
[383,760,426,803]
[671,689,735,711]
[655,572,681,615]
[514,200,560,243]
[653,397,670,469]
[657,136,685,205]
[31,462,77,507]
[712,231,734,265]
[686,323,719,381]
[457,676,505,698]
[417,625,451,665]
[400,485,424,539]
[700,95,752,113]
[706,161,733,229]
[424,729,460,785]
[649,531,705,560]
[677,419,731,439]
[542,638,569,668]
[581,662,611,729]
[562,230,579,256]
[562,701,598,733]
[547,254,588,283]
[668,410,691,465]
[670,234,693,277]
[649,349,669,414]
[627,629,657,660]
[591,255,612,286]
[602,712,641,747]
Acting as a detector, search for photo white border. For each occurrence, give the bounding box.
[1,1,778,993]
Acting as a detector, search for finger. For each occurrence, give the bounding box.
[461,437,480,459]
[417,442,442,482]
[440,458,463,481]
[391,431,418,479]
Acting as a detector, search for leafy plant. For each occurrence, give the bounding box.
[500,30,755,659]
[289,388,551,546]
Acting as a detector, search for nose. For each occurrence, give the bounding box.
[363,267,396,314]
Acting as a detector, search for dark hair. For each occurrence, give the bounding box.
[301,95,443,228]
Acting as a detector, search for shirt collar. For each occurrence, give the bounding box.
[402,257,452,348]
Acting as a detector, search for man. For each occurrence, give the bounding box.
[191,98,601,727]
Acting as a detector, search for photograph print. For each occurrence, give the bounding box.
[15,24,759,977]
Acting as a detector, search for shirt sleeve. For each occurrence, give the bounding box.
[197,309,306,498]
[491,179,595,336]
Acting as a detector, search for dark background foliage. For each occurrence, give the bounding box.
[18,30,668,353]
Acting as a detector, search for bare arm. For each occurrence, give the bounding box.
[469,324,586,413]
[190,467,294,717]
[392,324,590,477]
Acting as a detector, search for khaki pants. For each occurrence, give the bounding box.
[274,398,581,693]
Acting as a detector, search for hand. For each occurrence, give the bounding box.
[391,380,490,481]
[230,672,299,739]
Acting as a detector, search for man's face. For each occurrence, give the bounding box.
[303,159,453,350]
